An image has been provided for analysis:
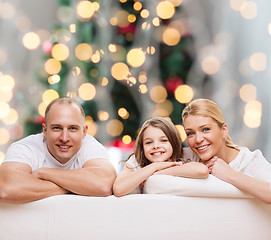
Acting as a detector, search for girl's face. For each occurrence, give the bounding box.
[183,115,228,162]
[142,126,173,163]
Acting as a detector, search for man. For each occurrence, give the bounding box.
[0,97,116,203]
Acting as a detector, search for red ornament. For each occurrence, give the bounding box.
[117,24,136,35]
[165,76,183,94]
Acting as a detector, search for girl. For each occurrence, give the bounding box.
[113,117,208,197]
[182,98,271,204]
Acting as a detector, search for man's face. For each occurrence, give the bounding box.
[43,103,87,164]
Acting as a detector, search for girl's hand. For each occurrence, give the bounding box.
[151,161,181,173]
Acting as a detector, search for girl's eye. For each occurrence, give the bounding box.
[161,139,168,142]
[144,141,152,145]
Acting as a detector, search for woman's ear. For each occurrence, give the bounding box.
[222,123,229,139]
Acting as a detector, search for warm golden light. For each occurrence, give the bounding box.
[229,0,246,11]
[122,135,132,144]
[51,43,69,61]
[201,55,221,75]
[139,84,148,94]
[76,1,95,20]
[2,108,18,125]
[101,77,109,86]
[150,85,167,103]
[0,128,10,145]
[134,2,142,11]
[240,1,257,19]
[244,100,262,128]
[249,52,266,71]
[239,84,257,102]
[111,62,130,80]
[175,85,193,103]
[38,102,47,117]
[0,101,10,118]
[0,74,15,90]
[69,24,76,33]
[146,46,156,55]
[106,119,124,137]
[0,89,12,102]
[168,0,183,7]
[48,74,61,85]
[75,43,93,61]
[115,10,130,27]
[152,17,160,27]
[156,1,175,19]
[85,116,97,136]
[140,9,150,18]
[98,111,110,121]
[128,14,136,23]
[139,72,147,83]
[126,48,146,67]
[162,27,181,46]
[42,89,59,104]
[118,108,129,119]
[142,22,151,31]
[78,83,96,101]
[44,58,62,75]
[176,124,187,142]
[22,32,41,50]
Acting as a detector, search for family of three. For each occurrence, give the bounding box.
[0,97,271,204]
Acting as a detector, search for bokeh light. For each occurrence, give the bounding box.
[106,119,124,137]
[78,83,96,101]
[175,124,187,142]
[22,32,40,50]
[98,111,110,121]
[51,43,69,61]
[0,128,10,145]
[201,55,221,75]
[0,101,10,118]
[156,1,175,19]
[249,52,266,71]
[2,108,18,125]
[75,43,93,61]
[244,100,262,128]
[118,108,129,119]
[240,1,258,19]
[76,1,95,21]
[44,58,62,75]
[175,85,193,103]
[111,62,130,80]
[122,135,132,144]
[150,85,168,103]
[239,84,257,102]
[162,27,181,46]
[85,116,97,136]
[126,48,146,67]
[42,89,59,104]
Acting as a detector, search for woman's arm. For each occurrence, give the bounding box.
[207,158,271,204]
[113,161,180,197]
[154,162,209,178]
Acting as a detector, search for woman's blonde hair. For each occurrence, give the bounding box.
[182,98,238,150]
[133,117,183,168]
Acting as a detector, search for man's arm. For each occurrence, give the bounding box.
[0,162,69,203]
[33,159,116,196]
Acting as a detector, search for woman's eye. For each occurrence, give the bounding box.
[186,132,194,137]
[203,128,210,132]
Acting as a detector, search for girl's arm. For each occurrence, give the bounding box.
[207,158,271,204]
[154,162,209,178]
[113,161,180,197]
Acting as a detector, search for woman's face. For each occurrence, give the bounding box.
[183,115,228,162]
[142,126,173,163]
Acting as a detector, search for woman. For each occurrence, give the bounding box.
[182,98,271,204]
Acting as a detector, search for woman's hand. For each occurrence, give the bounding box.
[151,161,181,174]
[205,157,234,181]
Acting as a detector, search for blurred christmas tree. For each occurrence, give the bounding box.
[25,0,195,147]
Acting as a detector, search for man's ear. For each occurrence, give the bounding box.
[42,123,47,137]
[83,125,88,138]
[222,123,228,139]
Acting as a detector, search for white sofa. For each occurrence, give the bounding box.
[1,175,271,240]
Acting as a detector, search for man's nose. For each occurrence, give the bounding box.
[59,129,69,142]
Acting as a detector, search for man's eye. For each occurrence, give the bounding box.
[52,127,60,130]
[70,127,78,131]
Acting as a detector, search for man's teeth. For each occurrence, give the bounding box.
[60,146,69,149]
